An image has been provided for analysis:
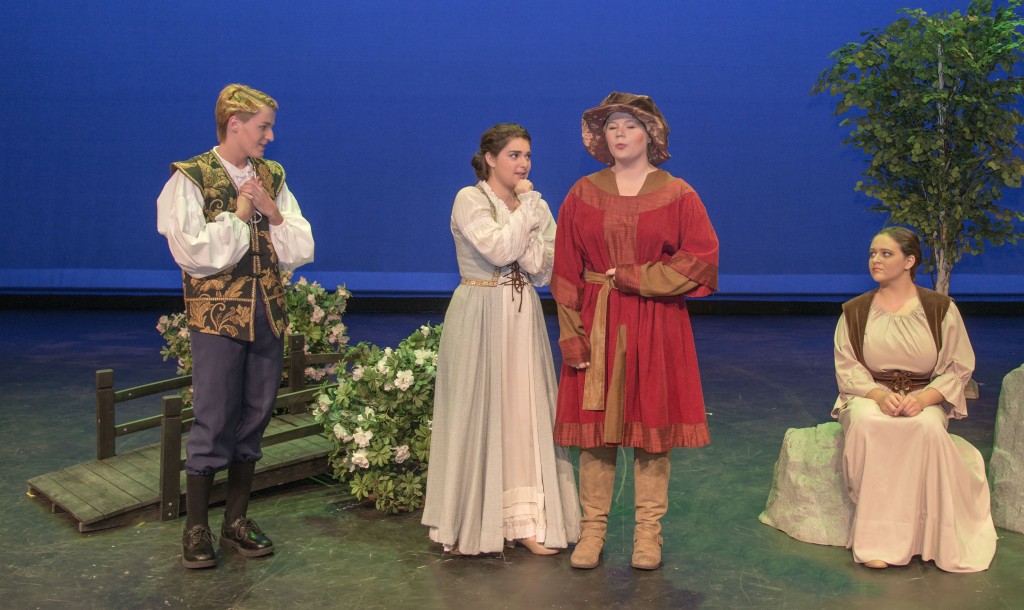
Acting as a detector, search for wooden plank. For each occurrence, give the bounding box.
[57,465,145,515]
[34,470,114,524]
[96,370,116,460]
[116,415,163,436]
[160,396,184,521]
[114,376,191,402]
[260,439,331,470]
[274,413,317,426]
[27,475,104,523]
[79,460,156,502]
[96,455,160,494]
[250,458,329,491]
[116,444,163,467]
[288,334,306,392]
[304,353,348,365]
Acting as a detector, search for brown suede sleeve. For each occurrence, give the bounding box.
[616,262,699,297]
[557,303,591,366]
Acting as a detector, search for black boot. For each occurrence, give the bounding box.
[181,474,215,569]
[220,462,274,557]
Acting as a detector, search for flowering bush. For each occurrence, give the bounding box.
[313,323,442,514]
[156,312,194,408]
[282,274,351,383]
[157,273,350,408]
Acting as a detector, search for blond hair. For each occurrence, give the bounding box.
[215,84,279,143]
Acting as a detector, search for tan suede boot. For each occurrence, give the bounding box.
[570,447,617,569]
[632,448,670,570]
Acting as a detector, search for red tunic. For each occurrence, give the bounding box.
[551,169,719,452]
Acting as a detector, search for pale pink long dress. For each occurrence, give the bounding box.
[832,296,997,572]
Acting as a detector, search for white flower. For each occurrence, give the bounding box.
[297,277,308,286]
[178,328,189,338]
[376,358,390,375]
[333,424,350,441]
[364,407,374,417]
[384,347,394,356]
[420,325,431,336]
[384,383,394,392]
[413,349,435,366]
[395,370,414,391]
[310,306,325,323]
[351,365,364,381]
[317,393,332,408]
[306,294,316,305]
[353,428,374,448]
[351,450,369,469]
[393,445,410,463]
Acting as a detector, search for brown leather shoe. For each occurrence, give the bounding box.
[220,517,274,557]
[864,559,889,569]
[181,524,216,569]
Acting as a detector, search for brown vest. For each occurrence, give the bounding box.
[842,286,951,371]
[170,151,288,342]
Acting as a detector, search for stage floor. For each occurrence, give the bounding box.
[2,307,1022,609]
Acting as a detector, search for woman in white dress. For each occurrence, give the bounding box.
[833,226,997,572]
[421,123,580,556]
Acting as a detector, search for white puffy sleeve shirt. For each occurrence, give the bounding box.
[451,181,556,287]
[156,156,314,279]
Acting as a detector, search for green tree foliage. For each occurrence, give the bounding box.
[813,0,1024,294]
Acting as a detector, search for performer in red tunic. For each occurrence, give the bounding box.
[552,92,719,570]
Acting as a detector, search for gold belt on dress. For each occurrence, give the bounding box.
[461,263,531,312]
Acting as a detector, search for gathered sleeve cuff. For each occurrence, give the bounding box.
[156,170,250,279]
[616,190,719,298]
[557,303,591,366]
[832,313,889,418]
[453,185,539,268]
[268,182,315,272]
[924,303,975,419]
[515,193,556,286]
[615,261,699,297]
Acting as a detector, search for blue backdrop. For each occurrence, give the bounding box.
[2,0,1022,299]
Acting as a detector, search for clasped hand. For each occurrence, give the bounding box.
[877,392,925,418]
[237,178,283,225]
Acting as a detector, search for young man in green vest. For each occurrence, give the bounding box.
[156,84,315,568]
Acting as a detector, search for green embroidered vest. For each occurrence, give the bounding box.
[170,150,288,342]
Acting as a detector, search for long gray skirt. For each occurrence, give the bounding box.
[421,283,581,555]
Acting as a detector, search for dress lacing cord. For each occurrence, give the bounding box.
[500,262,528,312]
[477,183,532,312]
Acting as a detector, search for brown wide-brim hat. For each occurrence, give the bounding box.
[582,92,670,166]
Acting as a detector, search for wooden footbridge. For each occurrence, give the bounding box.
[27,335,344,532]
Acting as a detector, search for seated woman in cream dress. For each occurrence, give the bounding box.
[832,226,997,572]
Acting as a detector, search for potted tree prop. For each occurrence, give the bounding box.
[813,0,1024,295]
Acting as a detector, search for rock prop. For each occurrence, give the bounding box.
[990,364,1024,534]
[759,422,853,547]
